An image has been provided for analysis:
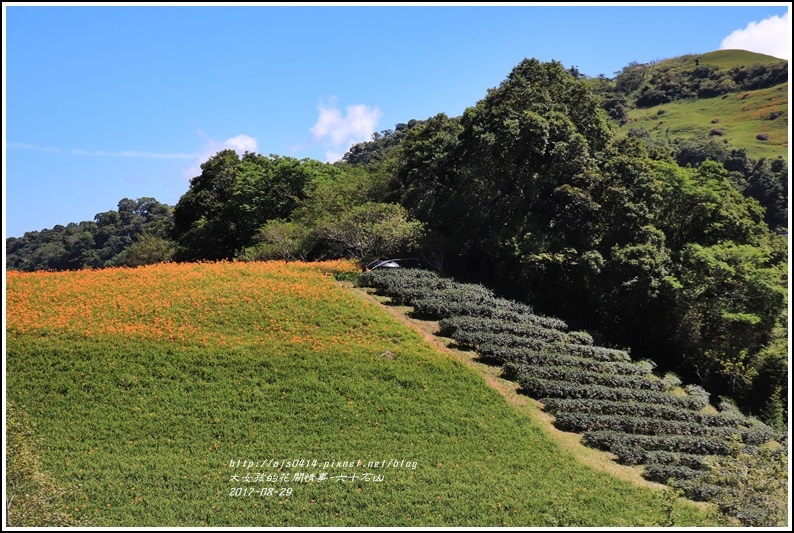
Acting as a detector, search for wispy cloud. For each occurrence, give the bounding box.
[720,11,791,60]
[9,142,194,159]
[10,136,260,182]
[307,98,383,162]
[71,149,195,160]
[8,142,65,154]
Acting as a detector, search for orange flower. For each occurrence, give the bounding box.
[7,260,362,350]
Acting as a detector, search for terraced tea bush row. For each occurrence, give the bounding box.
[551,413,760,440]
[438,314,570,339]
[675,481,723,503]
[358,268,448,292]
[682,384,711,408]
[565,330,595,345]
[582,430,734,456]
[362,270,492,302]
[477,348,651,376]
[644,464,708,484]
[448,323,569,347]
[506,363,667,392]
[385,287,442,306]
[452,331,548,351]
[480,342,632,363]
[540,398,745,428]
[617,450,713,469]
[728,425,776,445]
[410,294,547,323]
[542,342,632,363]
[583,431,759,468]
[516,375,709,411]
[358,270,458,304]
[410,295,496,320]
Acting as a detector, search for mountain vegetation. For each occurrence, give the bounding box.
[7,52,789,433]
[6,197,174,271]
[589,49,788,231]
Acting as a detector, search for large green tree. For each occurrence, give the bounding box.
[172,150,344,260]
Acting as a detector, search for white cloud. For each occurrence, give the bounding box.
[8,142,64,154]
[720,11,791,60]
[324,150,345,164]
[223,134,258,154]
[10,137,260,182]
[181,133,259,180]
[309,98,383,162]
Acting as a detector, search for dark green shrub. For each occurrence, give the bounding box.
[540,398,749,428]
[644,464,708,484]
[482,348,649,375]
[552,413,746,439]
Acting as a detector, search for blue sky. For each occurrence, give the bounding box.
[3,2,791,238]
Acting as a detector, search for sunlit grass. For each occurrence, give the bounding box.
[623,83,788,161]
[697,49,785,69]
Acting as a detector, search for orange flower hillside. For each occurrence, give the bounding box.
[6,260,363,348]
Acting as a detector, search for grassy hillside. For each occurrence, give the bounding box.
[622,82,788,161]
[606,48,789,161]
[5,261,714,527]
[653,49,787,71]
[688,49,786,69]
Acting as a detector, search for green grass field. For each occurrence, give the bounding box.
[623,83,788,162]
[694,49,786,69]
[6,261,716,527]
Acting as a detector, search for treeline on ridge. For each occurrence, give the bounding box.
[6,57,788,430]
[6,197,174,271]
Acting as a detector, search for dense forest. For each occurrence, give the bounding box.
[6,54,789,429]
[6,197,174,270]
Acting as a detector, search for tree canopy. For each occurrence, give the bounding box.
[6,197,173,271]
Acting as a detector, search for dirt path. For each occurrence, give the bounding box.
[339,281,671,492]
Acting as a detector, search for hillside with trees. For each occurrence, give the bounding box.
[7,52,789,432]
[588,49,788,232]
[589,49,787,123]
[6,197,174,271]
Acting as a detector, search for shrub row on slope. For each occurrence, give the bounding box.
[358,268,778,504]
[478,348,651,375]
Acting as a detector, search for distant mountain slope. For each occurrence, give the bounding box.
[685,49,787,69]
[623,82,788,162]
[580,49,788,223]
[589,49,788,158]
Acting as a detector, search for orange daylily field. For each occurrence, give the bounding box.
[7,260,364,349]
